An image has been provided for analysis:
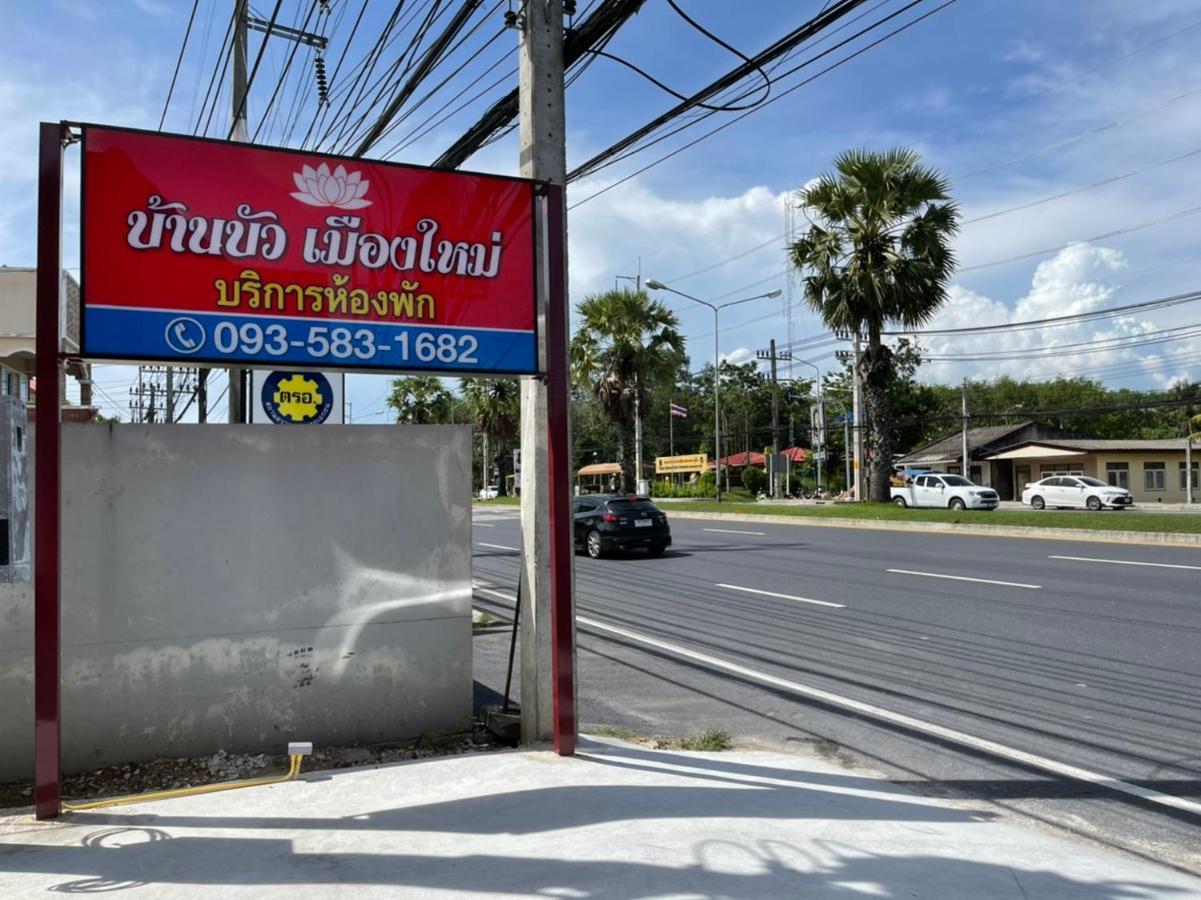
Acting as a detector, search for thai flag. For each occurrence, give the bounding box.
[670,403,688,419]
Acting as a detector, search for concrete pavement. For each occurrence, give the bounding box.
[3,736,1200,898]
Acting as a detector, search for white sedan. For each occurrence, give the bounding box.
[1022,475,1133,510]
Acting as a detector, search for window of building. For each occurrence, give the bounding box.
[1144,462,1166,492]
[1040,464,1083,477]
[1105,462,1129,490]
[1181,461,1200,491]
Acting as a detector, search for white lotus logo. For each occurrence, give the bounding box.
[291,163,372,210]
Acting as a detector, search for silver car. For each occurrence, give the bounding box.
[1021,475,1133,510]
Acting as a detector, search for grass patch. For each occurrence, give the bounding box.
[674,729,734,752]
[589,726,734,752]
[472,610,496,630]
[474,496,520,506]
[669,500,1201,534]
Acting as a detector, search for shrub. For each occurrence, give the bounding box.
[741,466,767,495]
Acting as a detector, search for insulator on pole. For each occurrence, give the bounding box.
[314,55,329,106]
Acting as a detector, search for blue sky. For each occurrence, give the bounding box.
[2,0,1199,420]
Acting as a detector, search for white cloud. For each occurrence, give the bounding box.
[918,244,1199,388]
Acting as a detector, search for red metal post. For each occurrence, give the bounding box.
[34,122,65,819]
[543,182,575,755]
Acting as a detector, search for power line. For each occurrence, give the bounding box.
[195,7,238,135]
[922,322,1201,362]
[571,0,926,185]
[160,0,202,130]
[884,288,1201,336]
[568,0,876,183]
[956,85,1201,181]
[958,203,1201,273]
[251,1,322,142]
[568,0,958,208]
[962,146,1201,226]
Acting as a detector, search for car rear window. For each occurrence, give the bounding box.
[608,500,659,514]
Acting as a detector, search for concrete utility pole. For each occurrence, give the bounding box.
[165,366,175,424]
[518,0,574,745]
[756,339,791,498]
[228,0,250,423]
[961,378,970,478]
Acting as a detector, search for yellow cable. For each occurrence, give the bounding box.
[62,755,302,812]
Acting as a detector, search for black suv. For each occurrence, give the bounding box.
[572,494,671,558]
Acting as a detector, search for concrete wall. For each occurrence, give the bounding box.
[0,423,472,781]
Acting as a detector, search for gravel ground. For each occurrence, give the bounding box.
[0,731,502,813]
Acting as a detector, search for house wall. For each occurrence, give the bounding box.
[0,422,473,782]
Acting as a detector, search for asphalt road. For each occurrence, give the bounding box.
[470,507,1201,872]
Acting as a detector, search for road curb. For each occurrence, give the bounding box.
[668,510,1201,547]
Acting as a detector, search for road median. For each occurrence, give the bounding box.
[666,507,1201,547]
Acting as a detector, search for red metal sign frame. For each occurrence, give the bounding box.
[33,122,576,819]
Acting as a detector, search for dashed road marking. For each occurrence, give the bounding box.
[1049,554,1201,571]
[716,583,845,608]
[886,568,1041,589]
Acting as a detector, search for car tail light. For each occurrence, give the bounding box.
[602,513,617,523]
[1023,483,1030,490]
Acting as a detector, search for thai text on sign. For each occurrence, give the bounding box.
[80,126,538,374]
[655,454,709,474]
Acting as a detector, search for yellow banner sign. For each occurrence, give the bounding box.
[655,454,708,474]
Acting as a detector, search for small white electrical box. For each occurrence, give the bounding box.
[288,741,313,756]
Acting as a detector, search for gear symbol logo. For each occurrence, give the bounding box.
[274,374,323,422]
[261,371,335,424]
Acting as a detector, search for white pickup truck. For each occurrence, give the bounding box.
[891,473,999,510]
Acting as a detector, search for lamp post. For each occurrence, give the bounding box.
[646,280,782,502]
[789,355,823,493]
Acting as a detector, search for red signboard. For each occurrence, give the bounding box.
[81,125,538,373]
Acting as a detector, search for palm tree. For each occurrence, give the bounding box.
[386,376,453,424]
[790,148,958,502]
[460,378,519,494]
[571,289,685,493]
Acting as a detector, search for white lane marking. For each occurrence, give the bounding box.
[578,614,1201,818]
[476,542,520,552]
[1049,554,1201,571]
[886,569,1041,590]
[716,583,845,609]
[703,528,768,536]
[475,586,520,603]
[475,523,496,527]
[472,586,1201,816]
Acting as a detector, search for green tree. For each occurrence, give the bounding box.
[461,378,519,494]
[571,289,685,492]
[790,148,958,502]
[386,376,453,424]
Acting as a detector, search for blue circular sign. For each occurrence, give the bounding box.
[260,371,335,425]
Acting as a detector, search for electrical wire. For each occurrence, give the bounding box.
[956,85,1201,181]
[160,0,202,130]
[252,0,322,142]
[959,203,1201,273]
[962,146,1201,226]
[568,0,958,207]
[884,288,1201,337]
[921,322,1201,362]
[299,0,371,148]
[195,8,238,135]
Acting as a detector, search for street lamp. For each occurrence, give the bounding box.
[645,279,782,502]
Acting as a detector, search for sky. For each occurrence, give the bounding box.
[2,0,1199,422]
